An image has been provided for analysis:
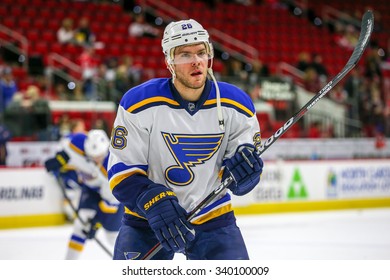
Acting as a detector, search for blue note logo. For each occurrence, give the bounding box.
[162,132,224,186]
[124,252,140,260]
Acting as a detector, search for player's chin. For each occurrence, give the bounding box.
[190,74,206,84]
[190,80,205,89]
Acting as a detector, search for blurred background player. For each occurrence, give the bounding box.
[108,19,263,260]
[45,129,123,259]
[49,118,87,221]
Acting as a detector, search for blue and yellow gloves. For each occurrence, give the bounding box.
[137,184,195,252]
[222,144,264,196]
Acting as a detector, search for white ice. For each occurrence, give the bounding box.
[0,208,389,260]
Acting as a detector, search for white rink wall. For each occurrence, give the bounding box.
[1,159,390,229]
[232,159,390,214]
[0,168,64,229]
[1,139,390,228]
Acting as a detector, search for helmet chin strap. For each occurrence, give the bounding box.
[167,48,177,84]
[206,57,225,130]
[208,68,225,131]
[167,61,176,84]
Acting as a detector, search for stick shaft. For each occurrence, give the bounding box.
[141,10,374,260]
[57,176,114,258]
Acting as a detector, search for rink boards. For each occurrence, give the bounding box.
[232,159,390,214]
[1,159,390,229]
[0,169,65,229]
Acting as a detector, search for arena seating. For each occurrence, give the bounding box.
[1,0,388,139]
[2,0,388,81]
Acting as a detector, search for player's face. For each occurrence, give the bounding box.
[172,43,209,90]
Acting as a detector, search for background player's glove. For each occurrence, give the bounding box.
[136,184,195,253]
[222,144,264,196]
[44,151,69,172]
[83,217,102,239]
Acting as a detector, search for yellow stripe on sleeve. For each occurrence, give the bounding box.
[109,169,148,191]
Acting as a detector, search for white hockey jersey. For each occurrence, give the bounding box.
[108,78,261,225]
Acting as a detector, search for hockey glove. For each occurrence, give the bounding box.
[83,219,102,240]
[44,151,70,172]
[222,144,264,196]
[136,184,195,253]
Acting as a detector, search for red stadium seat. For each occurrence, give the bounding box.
[3,0,388,143]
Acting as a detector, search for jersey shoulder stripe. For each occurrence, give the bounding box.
[69,133,87,155]
[216,81,256,116]
[203,98,254,117]
[119,78,255,117]
[100,155,109,177]
[102,154,109,170]
[128,96,180,114]
[120,78,179,113]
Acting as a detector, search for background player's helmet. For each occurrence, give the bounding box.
[84,129,109,159]
[162,19,213,64]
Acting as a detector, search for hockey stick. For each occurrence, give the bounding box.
[141,10,374,260]
[55,176,114,258]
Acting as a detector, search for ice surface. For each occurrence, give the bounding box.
[0,208,389,260]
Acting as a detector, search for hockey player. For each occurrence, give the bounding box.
[45,129,123,259]
[53,118,87,221]
[108,19,264,260]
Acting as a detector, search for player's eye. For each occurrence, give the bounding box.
[180,53,192,58]
[198,51,207,58]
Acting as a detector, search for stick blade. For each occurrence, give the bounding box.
[346,10,374,67]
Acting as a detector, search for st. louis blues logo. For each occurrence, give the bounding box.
[124,252,141,260]
[162,132,224,186]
